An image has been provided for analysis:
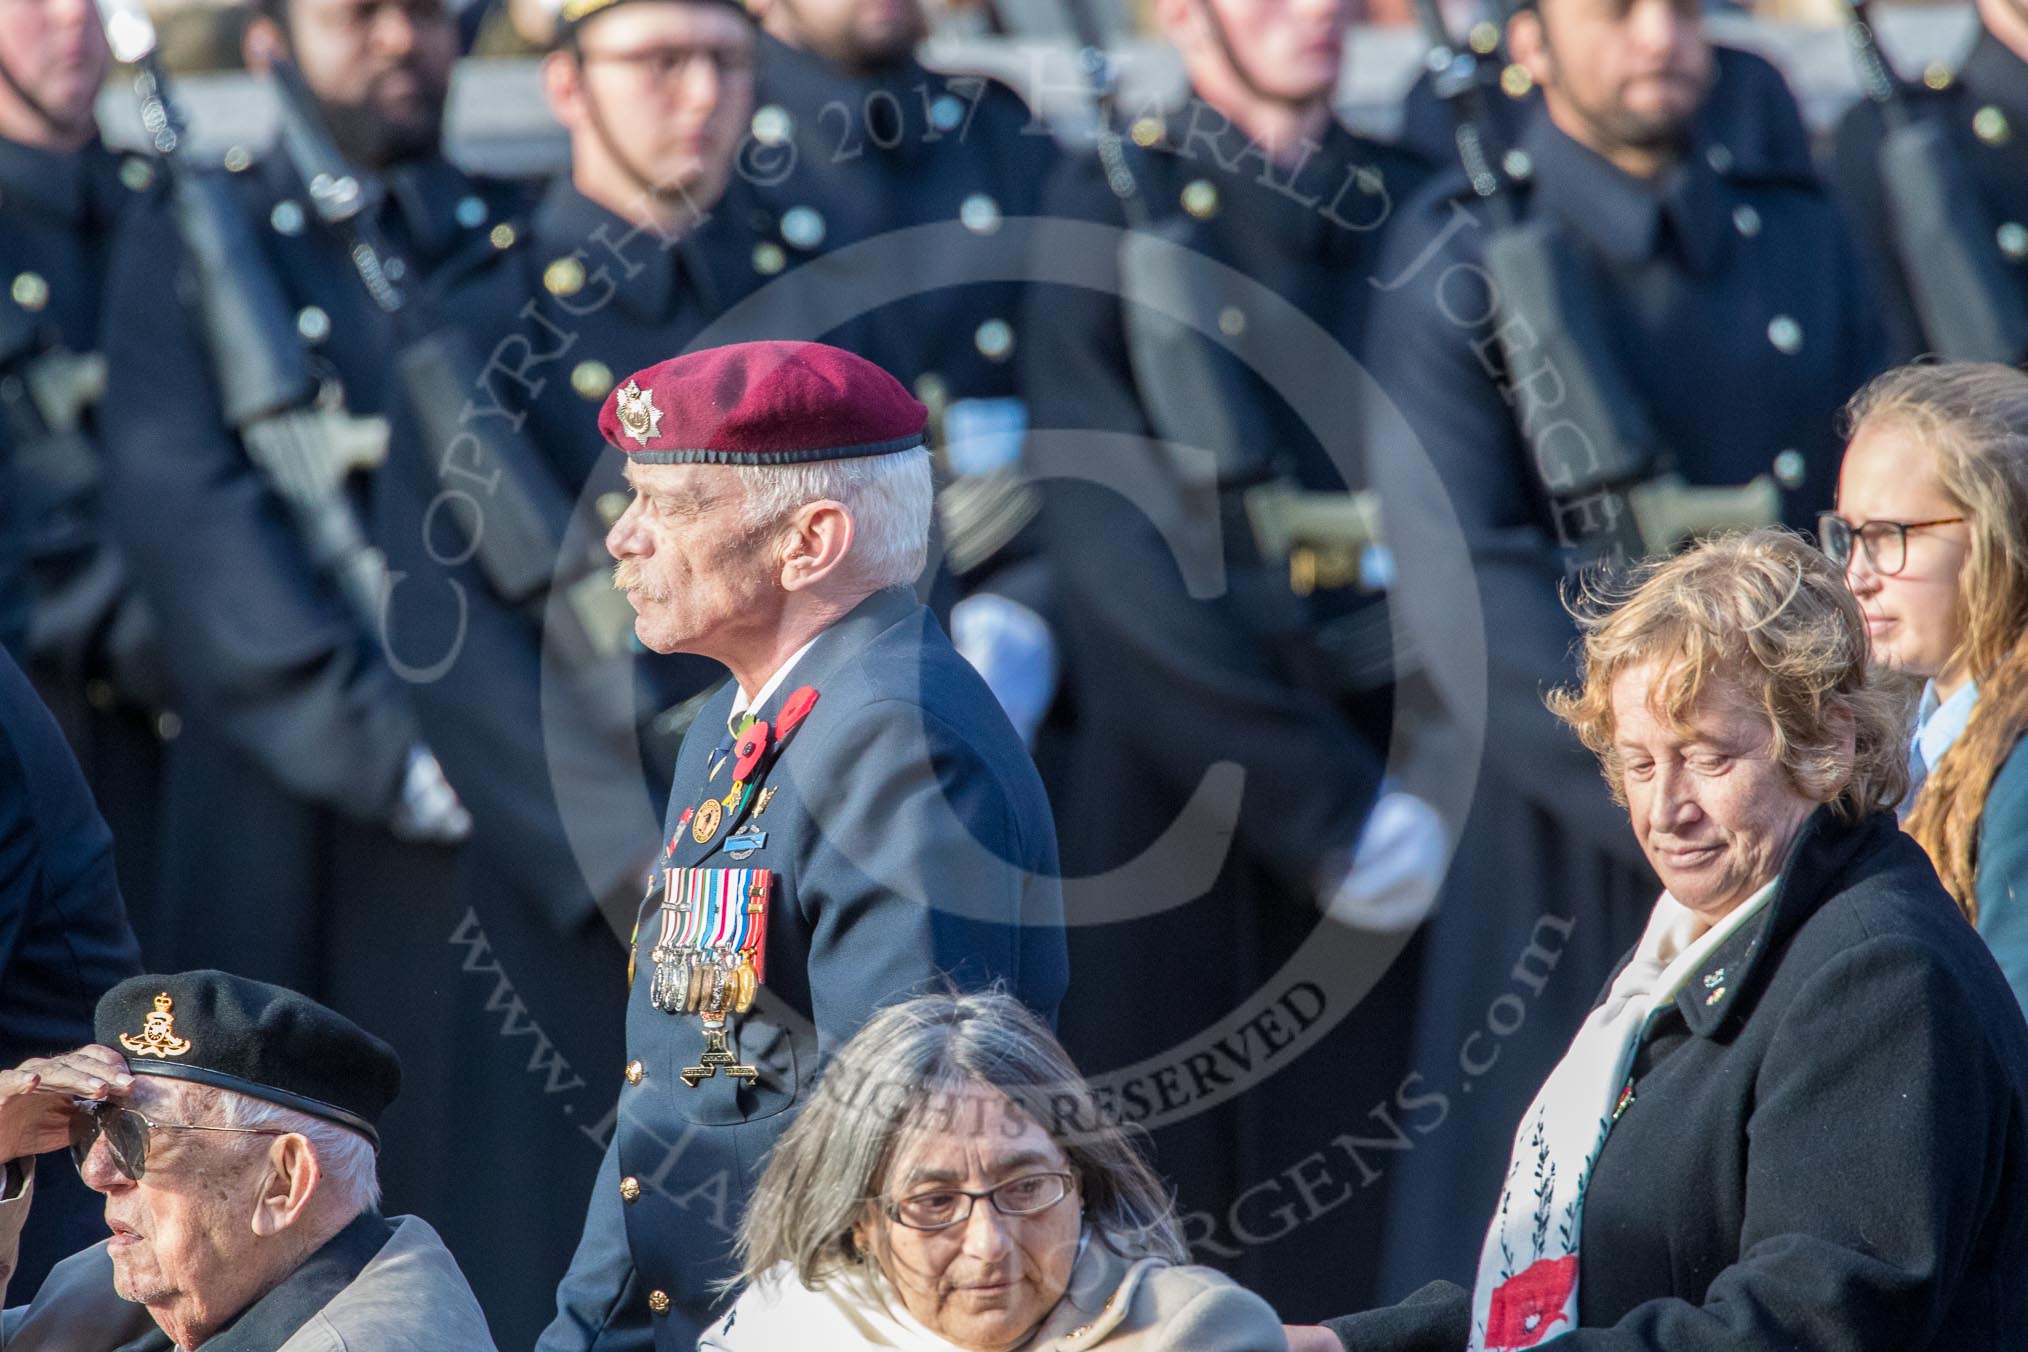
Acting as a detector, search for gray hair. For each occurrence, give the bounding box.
[733,990,1186,1293]
[216,1091,383,1215]
[732,448,933,591]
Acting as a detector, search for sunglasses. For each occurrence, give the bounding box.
[69,1099,287,1181]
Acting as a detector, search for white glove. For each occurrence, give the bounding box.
[388,746,473,846]
[1319,791,1448,932]
[949,591,1058,748]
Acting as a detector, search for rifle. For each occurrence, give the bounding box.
[1412,0,1776,557]
[262,54,639,681]
[94,0,393,631]
[1844,0,2028,363]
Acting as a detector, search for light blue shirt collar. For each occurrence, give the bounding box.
[1915,678,1980,774]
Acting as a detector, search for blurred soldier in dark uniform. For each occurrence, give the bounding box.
[1361,0,1892,1300]
[1830,0,2028,361]
[1023,0,1444,1319]
[377,0,763,1337]
[0,645,140,1297]
[745,0,1063,744]
[0,0,165,928]
[92,0,539,1333]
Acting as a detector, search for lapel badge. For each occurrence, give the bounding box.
[614,379,664,446]
[754,786,779,815]
[726,827,767,860]
[691,796,723,844]
[119,993,194,1059]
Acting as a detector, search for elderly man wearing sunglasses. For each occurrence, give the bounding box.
[0,970,495,1351]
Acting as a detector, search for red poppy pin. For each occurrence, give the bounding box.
[776,686,820,738]
[732,721,771,782]
[1484,1256,1577,1349]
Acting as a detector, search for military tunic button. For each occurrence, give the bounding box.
[9,272,48,312]
[647,1290,671,1315]
[1180,179,1218,219]
[120,157,155,191]
[914,372,949,409]
[1923,61,1954,90]
[597,490,630,526]
[1467,19,1499,53]
[296,306,332,344]
[219,145,250,174]
[490,223,518,250]
[574,361,615,402]
[1732,204,1761,238]
[544,256,587,297]
[751,104,793,146]
[1129,116,1163,148]
[1704,143,1734,174]
[1217,305,1246,337]
[929,94,964,132]
[157,711,182,741]
[1500,150,1531,183]
[780,205,825,250]
[85,679,115,712]
[270,200,306,236]
[1974,105,2011,146]
[1766,315,1802,355]
[975,319,1014,361]
[455,194,488,228]
[1999,222,2028,260]
[625,1059,646,1085]
[959,193,1002,235]
[1773,449,1806,489]
[619,1175,642,1202]
[1499,63,1532,98]
[752,242,787,275]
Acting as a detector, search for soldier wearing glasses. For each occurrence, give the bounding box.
[0,970,493,1350]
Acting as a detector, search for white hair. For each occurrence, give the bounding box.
[731,448,933,591]
[216,1091,383,1214]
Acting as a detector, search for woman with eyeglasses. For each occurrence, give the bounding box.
[698,991,1285,1351]
[1826,361,2028,1007]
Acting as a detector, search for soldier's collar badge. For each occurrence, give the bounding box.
[615,379,664,447]
[119,993,194,1059]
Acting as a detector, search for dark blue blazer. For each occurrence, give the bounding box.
[540,586,1067,1352]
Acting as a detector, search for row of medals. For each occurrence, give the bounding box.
[649,937,759,1018]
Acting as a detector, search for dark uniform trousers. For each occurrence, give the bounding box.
[1830,21,2028,361]
[1020,99,1440,1318]
[539,586,1067,1351]
[1358,109,1894,1298]
[92,149,583,1346]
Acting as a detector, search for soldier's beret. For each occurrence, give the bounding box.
[555,0,753,42]
[600,340,928,466]
[96,971,401,1147]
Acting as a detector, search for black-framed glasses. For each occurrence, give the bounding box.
[1816,512,1966,577]
[69,1100,288,1182]
[884,1171,1074,1232]
[574,43,755,84]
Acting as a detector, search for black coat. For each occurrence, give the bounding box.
[1361,110,1895,1296]
[1327,807,2028,1347]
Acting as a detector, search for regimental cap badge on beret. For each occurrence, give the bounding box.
[598,340,928,466]
[614,379,664,446]
[555,0,754,40]
[119,994,193,1059]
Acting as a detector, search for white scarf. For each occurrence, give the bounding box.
[1467,880,1776,1350]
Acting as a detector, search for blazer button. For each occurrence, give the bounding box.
[625,1059,646,1085]
[620,1176,642,1203]
[648,1290,671,1315]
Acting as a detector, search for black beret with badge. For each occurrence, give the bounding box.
[96,971,401,1147]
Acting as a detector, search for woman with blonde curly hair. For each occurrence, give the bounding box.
[1828,360,2028,1005]
[1291,529,2028,1351]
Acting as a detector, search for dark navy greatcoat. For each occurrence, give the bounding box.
[0,133,165,936]
[540,585,1067,1351]
[1021,102,1435,1316]
[1361,111,1893,1297]
[1830,21,2028,361]
[1323,807,2028,1347]
[93,148,581,1344]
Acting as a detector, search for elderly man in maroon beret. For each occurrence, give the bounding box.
[539,339,1067,1351]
